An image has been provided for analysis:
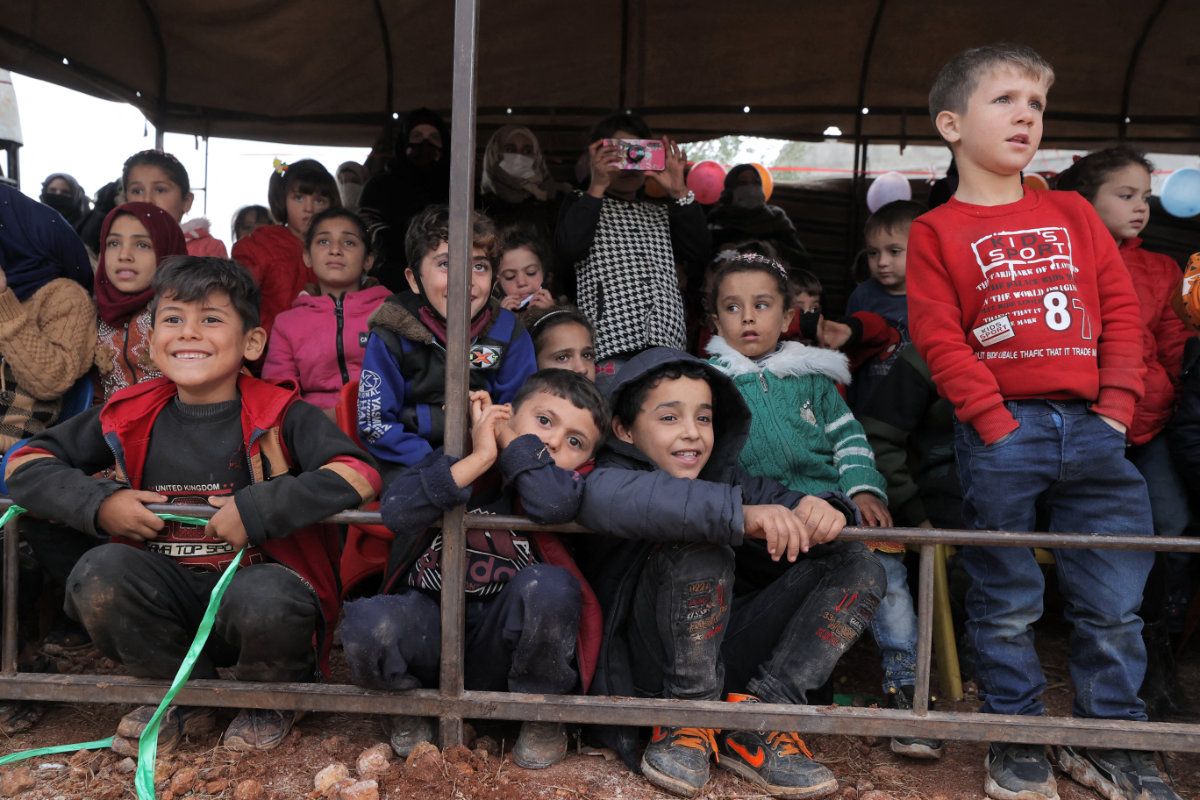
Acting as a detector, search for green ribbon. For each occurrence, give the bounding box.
[0,506,244,800]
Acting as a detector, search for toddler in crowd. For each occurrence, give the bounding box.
[495,227,557,322]
[232,204,273,242]
[846,200,923,410]
[530,307,596,381]
[263,208,391,415]
[343,370,606,768]
[94,202,189,401]
[231,158,341,335]
[122,150,227,259]
[357,205,536,483]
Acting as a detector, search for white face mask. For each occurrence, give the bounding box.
[499,153,537,181]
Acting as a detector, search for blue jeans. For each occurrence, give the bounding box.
[954,400,1153,721]
[1127,433,1193,574]
[868,550,919,693]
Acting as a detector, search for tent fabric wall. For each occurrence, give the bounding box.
[1,0,1198,149]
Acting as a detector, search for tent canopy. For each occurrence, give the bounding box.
[2,1,1198,151]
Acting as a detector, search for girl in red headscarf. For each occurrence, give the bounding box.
[93,202,188,401]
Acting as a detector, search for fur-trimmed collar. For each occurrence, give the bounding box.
[706,336,852,385]
[368,291,502,345]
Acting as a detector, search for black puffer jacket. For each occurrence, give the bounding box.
[575,347,859,766]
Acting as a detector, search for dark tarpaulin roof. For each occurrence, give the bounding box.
[1,0,1198,151]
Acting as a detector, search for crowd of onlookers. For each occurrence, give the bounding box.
[2,40,1199,800]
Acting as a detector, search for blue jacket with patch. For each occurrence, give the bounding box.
[356,291,536,484]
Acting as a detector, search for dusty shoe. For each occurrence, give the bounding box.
[984,742,1057,800]
[512,721,567,769]
[641,725,717,797]
[717,695,837,799]
[381,714,435,757]
[223,708,304,751]
[112,705,216,757]
[1056,746,1182,800]
[41,621,92,656]
[887,686,944,759]
[0,700,43,735]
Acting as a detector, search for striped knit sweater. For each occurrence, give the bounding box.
[0,278,97,450]
[706,335,888,505]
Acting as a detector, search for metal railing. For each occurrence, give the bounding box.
[4,499,1200,753]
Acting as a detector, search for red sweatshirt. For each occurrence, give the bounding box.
[907,189,1145,445]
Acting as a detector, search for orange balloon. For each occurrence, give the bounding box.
[751,163,774,202]
[1023,172,1049,191]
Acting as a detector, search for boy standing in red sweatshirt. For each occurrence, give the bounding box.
[908,44,1178,800]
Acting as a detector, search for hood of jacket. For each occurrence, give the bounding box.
[706,336,852,385]
[598,347,751,484]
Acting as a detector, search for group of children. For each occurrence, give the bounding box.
[0,39,1196,800]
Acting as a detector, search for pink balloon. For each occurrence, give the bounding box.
[687,161,726,205]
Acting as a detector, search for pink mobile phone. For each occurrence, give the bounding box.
[603,138,666,171]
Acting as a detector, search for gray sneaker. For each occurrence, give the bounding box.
[381,714,435,757]
[1056,746,1182,800]
[512,721,567,769]
[984,742,1058,800]
[887,686,944,760]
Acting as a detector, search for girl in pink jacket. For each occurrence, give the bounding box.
[263,208,390,414]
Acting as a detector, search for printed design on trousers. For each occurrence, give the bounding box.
[967,227,1095,354]
[682,580,726,638]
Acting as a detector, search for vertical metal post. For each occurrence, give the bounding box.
[913,544,935,714]
[2,515,19,673]
[439,0,480,749]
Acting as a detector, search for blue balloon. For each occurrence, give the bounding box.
[1160,168,1200,218]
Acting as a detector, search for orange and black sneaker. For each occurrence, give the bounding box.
[717,694,839,799]
[641,725,718,797]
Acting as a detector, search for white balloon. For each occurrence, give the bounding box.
[867,171,913,213]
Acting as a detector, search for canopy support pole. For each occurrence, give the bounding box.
[438,0,480,750]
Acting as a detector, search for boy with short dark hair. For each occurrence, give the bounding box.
[909,43,1177,800]
[5,256,381,755]
[342,368,607,770]
[578,348,883,799]
[357,205,537,483]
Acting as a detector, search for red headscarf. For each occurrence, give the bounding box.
[95,202,188,327]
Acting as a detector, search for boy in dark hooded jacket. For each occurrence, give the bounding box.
[577,348,884,799]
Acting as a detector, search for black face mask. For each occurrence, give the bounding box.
[42,192,81,223]
[407,140,443,168]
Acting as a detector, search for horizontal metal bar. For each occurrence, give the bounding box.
[7,499,1182,553]
[2,674,1197,753]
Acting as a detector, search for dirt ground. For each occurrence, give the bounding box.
[4,613,1200,800]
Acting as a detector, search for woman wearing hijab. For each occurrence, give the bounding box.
[707,164,810,273]
[479,125,569,240]
[359,107,452,291]
[39,172,92,233]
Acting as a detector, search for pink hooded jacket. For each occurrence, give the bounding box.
[263,284,392,408]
